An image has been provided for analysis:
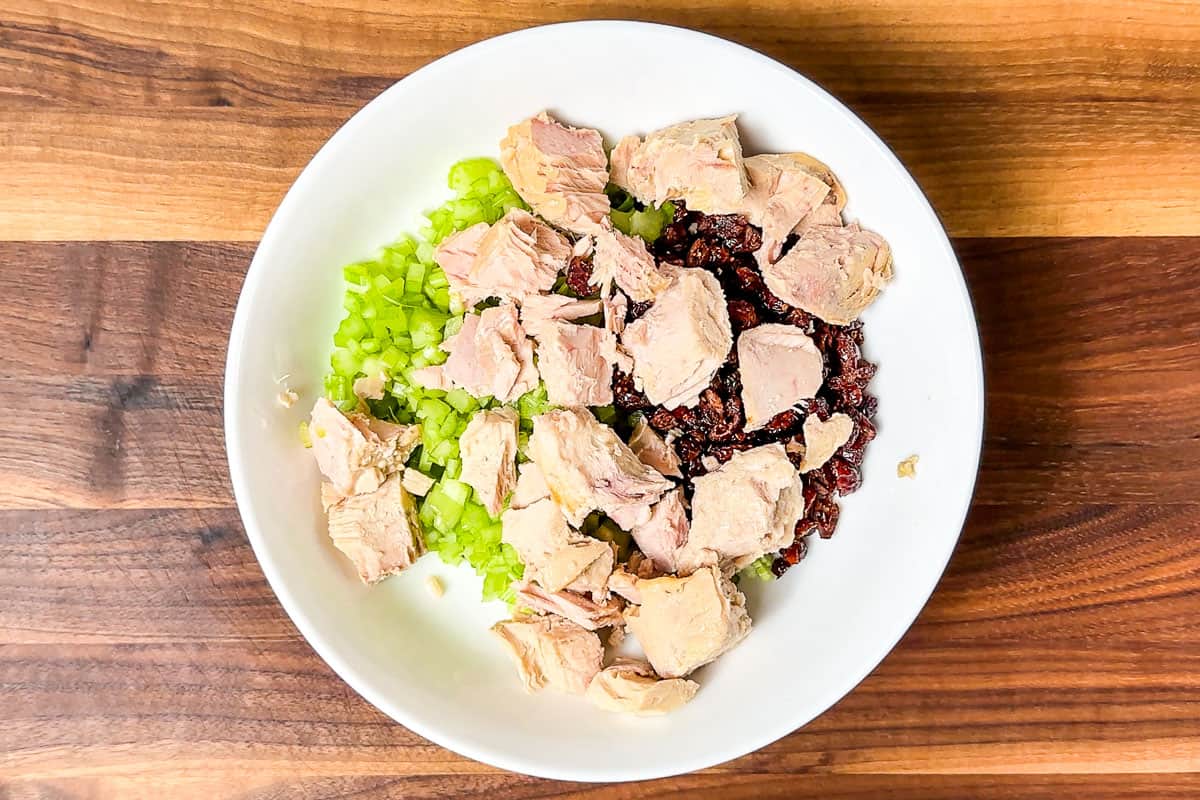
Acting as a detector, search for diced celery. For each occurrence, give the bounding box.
[417,397,452,425]
[444,388,477,414]
[443,458,462,479]
[330,348,360,378]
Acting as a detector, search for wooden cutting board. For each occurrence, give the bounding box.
[2,2,1199,798]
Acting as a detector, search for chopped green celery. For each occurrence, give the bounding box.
[459,501,491,532]
[334,314,369,345]
[443,458,462,479]
[443,315,465,338]
[416,241,435,263]
[343,263,370,289]
[417,397,452,425]
[417,446,435,473]
[444,388,477,414]
[481,571,509,602]
[405,262,427,293]
[359,337,381,354]
[379,346,406,370]
[426,270,449,290]
[431,287,451,311]
[360,355,386,379]
[430,438,458,464]
[448,157,501,193]
[438,410,460,435]
[330,348,361,378]
[592,405,617,425]
[440,478,472,505]
[343,293,363,314]
[410,351,430,369]
[742,554,777,582]
[516,430,530,461]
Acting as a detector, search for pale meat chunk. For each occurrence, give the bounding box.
[592,225,674,302]
[352,372,386,400]
[784,152,848,234]
[500,112,611,235]
[678,444,804,574]
[608,116,748,214]
[408,365,453,391]
[492,615,603,694]
[528,408,672,527]
[519,294,602,336]
[630,488,689,574]
[607,566,642,604]
[326,473,424,584]
[628,415,682,478]
[459,407,520,516]
[796,412,855,473]
[535,322,617,408]
[621,269,733,409]
[310,398,421,496]
[440,209,570,306]
[737,324,824,431]
[432,221,490,306]
[603,290,628,335]
[442,304,538,403]
[400,468,435,497]
[761,222,894,325]
[623,565,752,678]
[587,660,699,715]
[514,582,624,631]
[740,154,831,266]
[509,462,550,510]
[501,498,613,595]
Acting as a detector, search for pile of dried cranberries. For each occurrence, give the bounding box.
[610,204,880,577]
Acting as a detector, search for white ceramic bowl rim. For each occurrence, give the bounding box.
[226,20,983,782]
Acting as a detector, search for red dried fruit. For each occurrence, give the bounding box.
[762,409,801,435]
[674,435,702,462]
[671,405,700,429]
[648,407,676,431]
[686,238,712,268]
[566,255,598,297]
[781,537,808,565]
[726,299,760,331]
[732,264,767,295]
[612,370,650,411]
[827,457,862,495]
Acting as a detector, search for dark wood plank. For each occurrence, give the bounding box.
[3,238,1198,508]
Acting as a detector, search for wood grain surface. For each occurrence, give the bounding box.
[2,2,1199,798]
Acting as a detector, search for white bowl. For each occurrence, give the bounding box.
[225,20,983,782]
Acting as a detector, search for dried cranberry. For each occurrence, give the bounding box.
[673,435,702,463]
[860,394,879,418]
[762,409,801,436]
[835,334,860,368]
[770,556,791,577]
[686,238,712,268]
[565,256,598,297]
[698,388,725,425]
[732,265,767,295]
[671,405,699,429]
[781,537,808,565]
[801,396,832,421]
[839,443,865,467]
[782,308,814,329]
[827,458,862,495]
[612,371,650,411]
[727,299,760,332]
[648,408,676,432]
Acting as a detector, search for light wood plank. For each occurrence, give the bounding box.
[3,102,1200,239]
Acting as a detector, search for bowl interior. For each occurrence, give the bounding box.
[225,21,983,782]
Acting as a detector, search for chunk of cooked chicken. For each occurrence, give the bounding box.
[608,116,748,214]
[534,322,618,408]
[432,221,490,307]
[518,294,602,336]
[309,398,421,496]
[501,498,613,595]
[509,462,550,510]
[586,659,699,715]
[513,582,624,631]
[603,289,629,335]
[628,415,682,478]
[621,269,733,409]
[592,225,674,302]
[528,408,673,527]
[740,153,831,266]
[761,222,893,325]
[737,324,824,431]
[782,152,848,235]
[408,365,453,391]
[442,304,538,403]
[630,487,689,574]
[400,468,435,497]
[678,444,804,574]
[606,565,643,604]
[439,209,571,306]
[492,615,603,694]
[622,565,752,678]
[459,407,520,516]
[499,112,611,235]
[326,473,424,584]
[796,412,855,473]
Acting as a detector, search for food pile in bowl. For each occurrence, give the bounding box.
[301,112,892,715]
